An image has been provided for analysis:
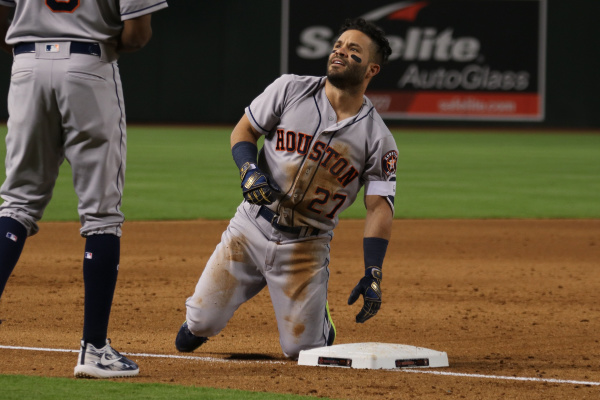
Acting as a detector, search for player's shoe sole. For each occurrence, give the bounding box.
[74,339,139,379]
[74,365,139,379]
[175,321,209,352]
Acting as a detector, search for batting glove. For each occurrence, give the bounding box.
[240,162,281,205]
[347,267,382,323]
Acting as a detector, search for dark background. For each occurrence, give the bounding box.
[0,0,597,128]
[287,0,542,91]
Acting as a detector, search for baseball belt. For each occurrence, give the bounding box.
[13,42,101,57]
[258,206,320,237]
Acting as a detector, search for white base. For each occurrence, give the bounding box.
[298,342,449,370]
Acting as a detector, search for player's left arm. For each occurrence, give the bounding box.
[364,194,393,240]
[347,131,397,323]
[348,195,392,323]
[118,14,153,53]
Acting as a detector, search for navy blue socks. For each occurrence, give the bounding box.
[0,217,27,299]
[82,234,120,349]
[0,220,120,349]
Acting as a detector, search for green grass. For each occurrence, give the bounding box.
[0,374,330,400]
[1,126,594,221]
[12,126,241,221]
[391,130,600,218]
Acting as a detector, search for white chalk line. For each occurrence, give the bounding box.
[401,369,600,386]
[1,344,599,387]
[0,345,286,365]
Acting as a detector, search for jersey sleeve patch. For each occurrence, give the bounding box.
[382,150,398,177]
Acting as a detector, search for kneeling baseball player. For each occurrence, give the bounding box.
[176,18,397,359]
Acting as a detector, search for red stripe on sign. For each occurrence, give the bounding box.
[387,2,429,21]
[367,91,541,117]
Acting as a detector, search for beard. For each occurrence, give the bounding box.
[326,58,368,90]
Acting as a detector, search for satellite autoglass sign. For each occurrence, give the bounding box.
[281,0,546,121]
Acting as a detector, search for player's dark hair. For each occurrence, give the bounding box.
[337,18,392,65]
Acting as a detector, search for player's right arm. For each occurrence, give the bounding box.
[0,6,12,54]
[231,114,281,205]
[118,14,153,53]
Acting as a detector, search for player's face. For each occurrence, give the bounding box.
[327,30,373,89]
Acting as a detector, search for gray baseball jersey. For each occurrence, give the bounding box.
[248,74,397,230]
[184,74,398,359]
[1,0,167,47]
[0,0,167,237]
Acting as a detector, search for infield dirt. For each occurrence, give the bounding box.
[0,219,599,399]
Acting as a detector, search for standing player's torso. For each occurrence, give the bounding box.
[258,76,394,232]
[2,0,123,45]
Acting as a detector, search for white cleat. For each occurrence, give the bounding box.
[74,339,139,378]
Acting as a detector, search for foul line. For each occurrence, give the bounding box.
[2,345,599,386]
[401,368,600,386]
[0,345,286,365]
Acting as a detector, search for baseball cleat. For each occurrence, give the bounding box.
[326,302,336,346]
[74,339,139,378]
[327,324,336,346]
[175,321,208,352]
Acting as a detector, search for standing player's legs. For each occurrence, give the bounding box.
[182,208,268,344]
[265,234,335,359]
[0,54,64,302]
[54,53,135,377]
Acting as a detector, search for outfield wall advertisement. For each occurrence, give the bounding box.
[281,0,547,121]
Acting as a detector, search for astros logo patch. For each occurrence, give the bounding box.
[382,150,398,177]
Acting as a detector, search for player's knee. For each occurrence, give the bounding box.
[281,344,302,360]
[280,340,323,360]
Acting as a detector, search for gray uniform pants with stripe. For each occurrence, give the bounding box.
[0,44,126,237]
[185,202,334,359]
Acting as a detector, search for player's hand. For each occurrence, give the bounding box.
[347,267,382,323]
[240,162,281,205]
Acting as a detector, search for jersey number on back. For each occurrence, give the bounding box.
[46,0,80,13]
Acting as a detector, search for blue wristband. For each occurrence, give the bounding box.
[363,237,389,269]
[232,141,258,170]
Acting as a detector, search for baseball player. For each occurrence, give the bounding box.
[0,0,167,378]
[176,18,397,359]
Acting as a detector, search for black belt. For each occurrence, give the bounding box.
[258,206,320,237]
[14,42,101,57]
